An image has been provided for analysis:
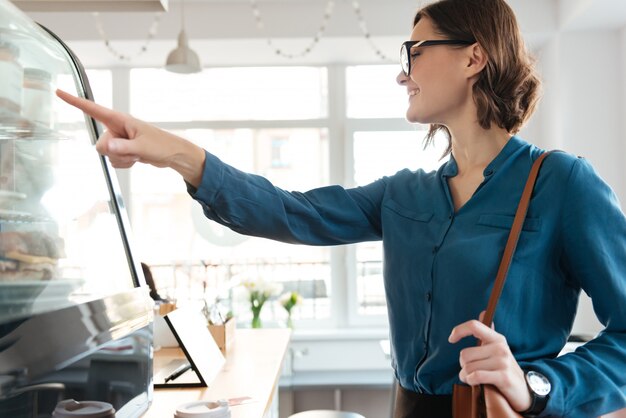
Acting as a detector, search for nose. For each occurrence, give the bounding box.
[396,70,408,86]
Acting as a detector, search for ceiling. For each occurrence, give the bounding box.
[12,0,626,68]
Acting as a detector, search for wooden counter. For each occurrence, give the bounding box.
[143,328,291,418]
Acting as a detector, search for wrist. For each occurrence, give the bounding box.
[169,137,206,188]
[520,370,551,417]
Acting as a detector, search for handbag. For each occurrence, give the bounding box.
[452,151,553,418]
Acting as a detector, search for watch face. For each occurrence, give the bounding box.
[527,371,551,396]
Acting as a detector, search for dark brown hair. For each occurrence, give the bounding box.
[414,0,541,155]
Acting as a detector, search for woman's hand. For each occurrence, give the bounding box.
[55,89,206,187]
[448,313,532,412]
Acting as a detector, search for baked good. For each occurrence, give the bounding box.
[0,231,65,281]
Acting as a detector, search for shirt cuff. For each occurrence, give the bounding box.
[518,361,564,418]
[186,150,225,206]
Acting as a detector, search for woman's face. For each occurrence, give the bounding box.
[396,17,473,125]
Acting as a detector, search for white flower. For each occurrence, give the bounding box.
[241,278,283,298]
[279,291,303,312]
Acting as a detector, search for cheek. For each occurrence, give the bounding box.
[420,67,467,106]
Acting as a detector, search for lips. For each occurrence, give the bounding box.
[408,88,420,98]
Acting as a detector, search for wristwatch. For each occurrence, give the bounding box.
[520,370,551,417]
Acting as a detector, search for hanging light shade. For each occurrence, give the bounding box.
[165,29,201,73]
[165,0,201,74]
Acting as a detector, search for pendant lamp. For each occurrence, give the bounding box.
[165,0,201,73]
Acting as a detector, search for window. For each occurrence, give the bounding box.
[108,64,446,329]
[346,65,406,119]
[128,67,331,327]
[130,67,327,121]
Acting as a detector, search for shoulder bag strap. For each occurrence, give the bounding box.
[481,151,553,328]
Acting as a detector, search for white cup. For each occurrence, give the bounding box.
[174,400,230,418]
[52,399,116,418]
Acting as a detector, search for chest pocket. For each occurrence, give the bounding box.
[478,214,542,232]
[383,200,433,223]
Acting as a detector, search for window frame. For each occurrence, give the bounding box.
[103,64,427,330]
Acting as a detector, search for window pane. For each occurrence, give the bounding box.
[353,130,448,315]
[130,128,331,324]
[130,67,328,122]
[346,65,406,119]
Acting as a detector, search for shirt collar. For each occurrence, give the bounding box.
[440,135,525,179]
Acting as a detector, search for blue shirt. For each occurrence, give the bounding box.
[189,136,626,417]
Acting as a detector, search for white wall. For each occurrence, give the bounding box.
[534,29,625,204]
[560,30,625,201]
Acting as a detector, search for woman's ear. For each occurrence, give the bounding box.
[465,43,488,78]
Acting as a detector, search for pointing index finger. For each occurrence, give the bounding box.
[56,89,126,133]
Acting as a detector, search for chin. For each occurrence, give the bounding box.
[405,111,429,124]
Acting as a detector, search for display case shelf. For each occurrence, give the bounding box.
[0,112,68,141]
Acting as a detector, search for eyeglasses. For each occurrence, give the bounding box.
[400,39,475,76]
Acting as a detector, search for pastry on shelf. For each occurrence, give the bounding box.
[0,231,65,281]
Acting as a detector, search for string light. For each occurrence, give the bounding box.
[250,0,389,61]
[249,0,335,59]
[92,1,388,62]
[349,0,389,60]
[93,12,162,62]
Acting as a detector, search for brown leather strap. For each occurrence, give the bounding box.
[481,151,552,328]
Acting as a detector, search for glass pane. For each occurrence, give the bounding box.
[353,130,448,315]
[346,65,407,119]
[130,128,331,324]
[56,69,112,124]
[130,67,328,122]
[86,69,113,109]
[0,16,133,324]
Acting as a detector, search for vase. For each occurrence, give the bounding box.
[251,307,263,328]
[286,312,293,329]
[251,313,262,329]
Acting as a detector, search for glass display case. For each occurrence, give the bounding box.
[0,0,154,416]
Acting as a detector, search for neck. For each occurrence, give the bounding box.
[438,85,512,174]
[447,125,511,174]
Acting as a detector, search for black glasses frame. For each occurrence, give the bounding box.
[400,39,475,76]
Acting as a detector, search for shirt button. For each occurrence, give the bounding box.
[448,214,453,220]
[432,246,439,254]
[423,341,428,349]
[426,292,432,302]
